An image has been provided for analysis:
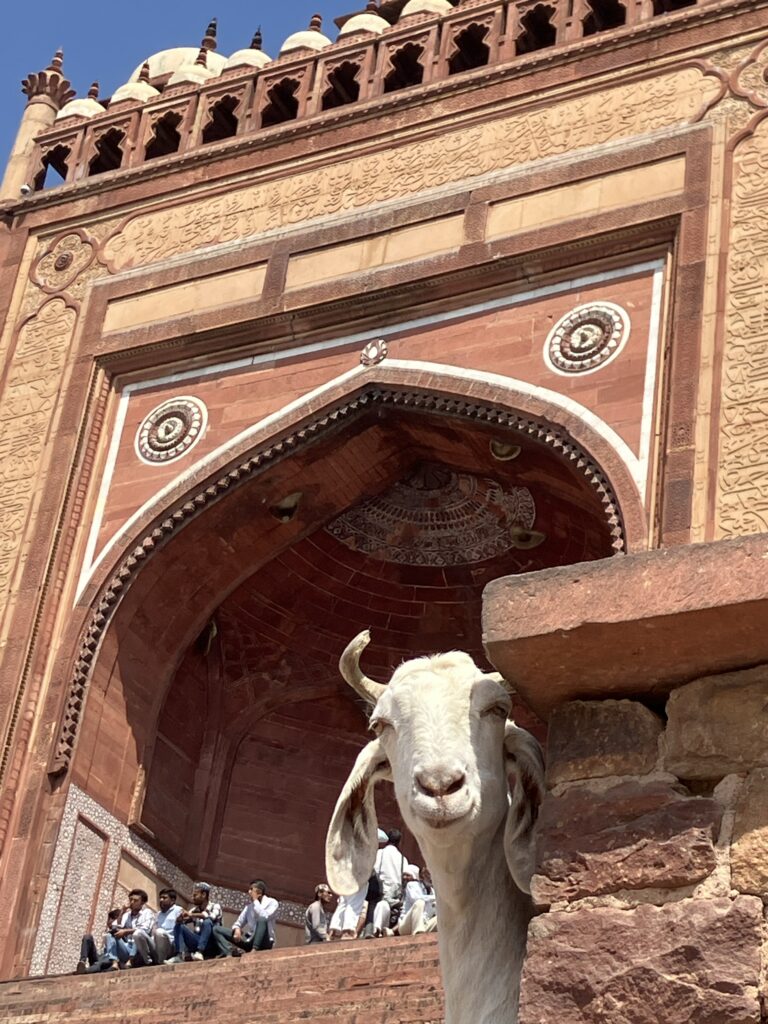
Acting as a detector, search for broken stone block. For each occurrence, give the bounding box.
[532,779,722,903]
[519,896,762,1024]
[663,665,768,779]
[731,768,768,895]
[546,699,663,785]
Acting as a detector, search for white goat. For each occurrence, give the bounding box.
[326,630,545,1024]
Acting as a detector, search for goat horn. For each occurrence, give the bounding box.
[339,630,386,705]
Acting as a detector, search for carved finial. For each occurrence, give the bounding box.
[250,26,263,50]
[194,46,208,67]
[309,13,323,31]
[202,17,218,50]
[21,48,75,108]
[138,60,151,84]
[88,81,99,100]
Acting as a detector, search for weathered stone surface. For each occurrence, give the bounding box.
[483,534,768,716]
[663,665,768,779]
[532,780,722,903]
[519,896,763,1024]
[731,768,768,894]
[546,700,663,784]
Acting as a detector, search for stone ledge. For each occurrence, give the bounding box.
[483,534,768,716]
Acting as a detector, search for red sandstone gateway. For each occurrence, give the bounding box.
[0,0,766,1020]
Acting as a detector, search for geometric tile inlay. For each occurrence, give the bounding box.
[31,785,306,976]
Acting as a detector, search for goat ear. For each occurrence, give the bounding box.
[503,721,545,895]
[325,738,392,896]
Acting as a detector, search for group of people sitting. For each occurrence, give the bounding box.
[76,879,278,973]
[76,828,434,973]
[305,828,437,943]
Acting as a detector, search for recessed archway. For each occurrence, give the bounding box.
[58,368,644,908]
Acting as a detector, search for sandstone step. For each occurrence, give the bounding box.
[0,936,444,1024]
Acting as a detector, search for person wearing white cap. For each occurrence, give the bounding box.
[372,828,406,937]
[394,864,433,936]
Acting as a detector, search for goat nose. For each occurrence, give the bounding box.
[415,766,467,798]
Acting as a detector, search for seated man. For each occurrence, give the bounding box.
[213,879,278,957]
[105,889,155,967]
[170,882,222,962]
[133,888,182,966]
[76,908,122,973]
[304,883,334,944]
[394,865,431,936]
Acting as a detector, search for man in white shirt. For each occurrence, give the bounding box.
[373,829,406,937]
[104,889,155,967]
[213,880,279,957]
[132,888,183,965]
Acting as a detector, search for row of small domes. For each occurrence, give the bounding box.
[55,1,453,121]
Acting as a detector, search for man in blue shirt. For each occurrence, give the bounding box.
[133,888,183,965]
[213,880,279,957]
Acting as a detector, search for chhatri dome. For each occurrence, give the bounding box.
[280,14,332,56]
[338,0,390,37]
[127,19,226,86]
[56,82,104,121]
[110,62,160,104]
[400,0,453,15]
[225,28,272,71]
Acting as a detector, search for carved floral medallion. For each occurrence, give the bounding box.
[31,230,96,293]
[544,301,630,375]
[135,396,207,465]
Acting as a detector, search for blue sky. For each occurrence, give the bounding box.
[1,1,349,172]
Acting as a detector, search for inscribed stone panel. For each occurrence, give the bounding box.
[102,68,719,273]
[718,117,768,536]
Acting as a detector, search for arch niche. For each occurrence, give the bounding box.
[61,364,645,907]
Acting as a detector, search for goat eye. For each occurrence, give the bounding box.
[369,718,391,736]
[483,704,509,720]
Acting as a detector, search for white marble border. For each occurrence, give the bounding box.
[30,783,305,977]
[76,259,663,601]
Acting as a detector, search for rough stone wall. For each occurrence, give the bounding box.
[519,670,768,1024]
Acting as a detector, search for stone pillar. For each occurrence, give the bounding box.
[0,51,74,201]
[518,672,768,1023]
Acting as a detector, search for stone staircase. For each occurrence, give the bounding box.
[0,935,444,1024]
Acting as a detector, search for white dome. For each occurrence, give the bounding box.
[339,11,390,36]
[280,16,332,55]
[110,80,160,105]
[168,53,217,86]
[225,47,272,70]
[129,48,226,82]
[400,0,453,16]
[55,97,104,121]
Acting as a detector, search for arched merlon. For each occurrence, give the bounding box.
[483,533,768,719]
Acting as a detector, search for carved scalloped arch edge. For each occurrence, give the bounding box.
[49,386,626,776]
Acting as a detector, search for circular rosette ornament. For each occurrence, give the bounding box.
[31,230,96,293]
[135,397,208,465]
[544,302,630,375]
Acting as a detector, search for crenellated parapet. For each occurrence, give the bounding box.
[4,0,712,195]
